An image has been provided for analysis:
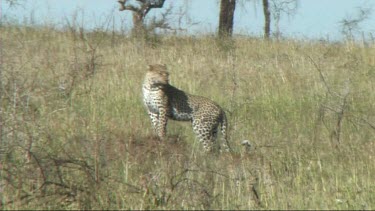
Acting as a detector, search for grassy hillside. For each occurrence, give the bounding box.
[1,24,375,210]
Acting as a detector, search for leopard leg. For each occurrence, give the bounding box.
[148,111,159,132]
[156,106,168,140]
[192,119,218,152]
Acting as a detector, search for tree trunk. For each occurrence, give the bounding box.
[118,0,166,37]
[131,11,146,36]
[262,0,271,39]
[218,0,236,38]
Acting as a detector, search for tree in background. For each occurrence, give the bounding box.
[3,0,20,6]
[339,6,372,41]
[269,0,298,39]
[218,0,236,38]
[262,0,271,39]
[117,0,166,35]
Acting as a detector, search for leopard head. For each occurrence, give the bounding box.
[145,64,169,87]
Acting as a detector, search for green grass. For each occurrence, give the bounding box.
[1,23,375,210]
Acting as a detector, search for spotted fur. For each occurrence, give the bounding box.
[142,64,231,152]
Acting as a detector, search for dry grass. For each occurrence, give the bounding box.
[1,22,375,210]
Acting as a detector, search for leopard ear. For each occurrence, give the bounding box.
[147,64,153,70]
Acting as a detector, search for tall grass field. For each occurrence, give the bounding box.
[1,21,375,209]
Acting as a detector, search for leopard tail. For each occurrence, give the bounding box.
[220,111,232,152]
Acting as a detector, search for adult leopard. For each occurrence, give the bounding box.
[142,64,231,152]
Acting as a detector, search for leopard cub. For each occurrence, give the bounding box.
[142,64,230,152]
